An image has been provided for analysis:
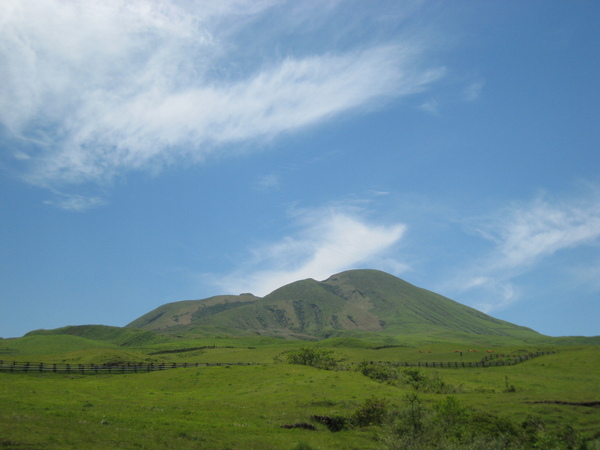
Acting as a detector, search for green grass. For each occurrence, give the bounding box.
[1,364,394,449]
[1,337,599,448]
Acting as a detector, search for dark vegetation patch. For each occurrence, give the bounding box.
[146,312,164,324]
[309,303,324,328]
[292,301,306,331]
[148,346,234,355]
[370,344,408,350]
[310,415,348,432]
[280,423,317,431]
[529,400,600,408]
[270,308,290,328]
[192,302,248,320]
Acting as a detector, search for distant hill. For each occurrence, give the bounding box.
[26,325,171,347]
[126,269,542,341]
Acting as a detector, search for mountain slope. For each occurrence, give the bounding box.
[26,325,171,347]
[127,269,541,341]
[127,294,261,331]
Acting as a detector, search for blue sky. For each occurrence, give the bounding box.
[1,1,599,338]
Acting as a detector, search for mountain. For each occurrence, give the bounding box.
[126,269,542,341]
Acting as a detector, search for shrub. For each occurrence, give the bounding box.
[351,395,390,427]
[382,396,521,449]
[274,347,342,370]
[400,367,452,394]
[356,361,399,382]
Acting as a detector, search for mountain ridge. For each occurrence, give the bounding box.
[125,269,541,341]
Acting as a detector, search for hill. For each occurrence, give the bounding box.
[126,269,542,342]
[25,324,172,347]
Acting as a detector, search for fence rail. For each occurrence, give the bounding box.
[0,351,557,375]
[0,360,259,374]
[352,351,558,369]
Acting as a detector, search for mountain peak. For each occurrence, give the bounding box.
[127,269,540,341]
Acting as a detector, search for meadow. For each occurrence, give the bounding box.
[1,335,599,449]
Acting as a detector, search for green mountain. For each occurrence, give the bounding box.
[126,269,542,341]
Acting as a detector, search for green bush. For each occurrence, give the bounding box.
[380,395,593,449]
[356,361,399,382]
[351,395,390,427]
[274,346,342,370]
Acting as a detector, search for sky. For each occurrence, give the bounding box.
[1,1,599,339]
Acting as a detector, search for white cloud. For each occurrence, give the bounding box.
[0,0,443,193]
[484,194,600,271]
[464,80,484,101]
[256,173,280,190]
[210,207,407,296]
[419,98,439,115]
[42,192,106,212]
[452,189,600,311]
[461,277,519,312]
[568,260,600,292]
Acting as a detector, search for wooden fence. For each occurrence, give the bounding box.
[0,360,259,374]
[353,351,558,369]
[0,351,557,375]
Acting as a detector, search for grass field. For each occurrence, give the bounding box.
[1,335,599,449]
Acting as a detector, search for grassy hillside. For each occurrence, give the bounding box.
[125,269,544,342]
[26,325,172,347]
[126,294,261,331]
[0,334,113,357]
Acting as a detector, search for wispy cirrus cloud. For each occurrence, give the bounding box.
[479,193,600,271]
[208,206,407,296]
[454,189,600,312]
[464,80,484,101]
[0,0,443,203]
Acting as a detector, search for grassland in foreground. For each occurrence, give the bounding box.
[0,336,599,449]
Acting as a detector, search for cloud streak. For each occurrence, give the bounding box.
[210,207,407,296]
[456,190,600,312]
[0,0,443,194]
